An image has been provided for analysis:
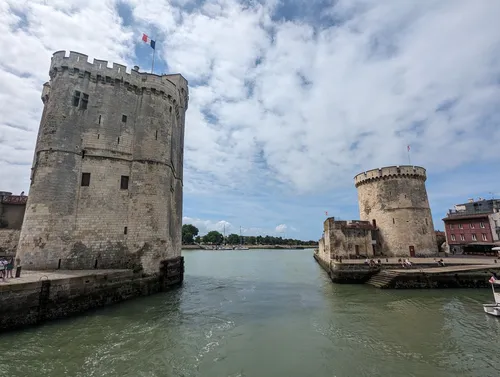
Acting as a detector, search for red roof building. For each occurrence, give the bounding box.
[442,198,500,255]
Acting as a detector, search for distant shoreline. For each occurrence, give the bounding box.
[182,244,317,250]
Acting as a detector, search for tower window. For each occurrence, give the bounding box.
[392,218,395,224]
[120,175,129,190]
[81,150,86,159]
[122,115,127,123]
[73,91,81,107]
[425,218,428,226]
[81,173,91,186]
[124,227,128,235]
[81,93,89,109]
[372,219,377,228]
[98,115,102,124]
[155,130,158,140]
[169,106,172,113]
[117,137,120,144]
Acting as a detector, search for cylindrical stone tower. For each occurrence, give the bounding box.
[354,165,437,257]
[16,51,189,274]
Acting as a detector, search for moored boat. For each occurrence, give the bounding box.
[483,276,500,317]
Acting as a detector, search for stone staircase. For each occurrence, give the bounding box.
[366,270,400,288]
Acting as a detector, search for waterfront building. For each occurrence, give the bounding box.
[317,165,438,264]
[0,192,27,257]
[15,51,189,275]
[354,165,437,257]
[317,218,375,261]
[443,198,500,255]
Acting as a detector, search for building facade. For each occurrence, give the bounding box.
[0,192,27,256]
[16,51,189,274]
[354,165,437,257]
[317,218,375,264]
[443,198,500,255]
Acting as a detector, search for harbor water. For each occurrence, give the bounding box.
[1,249,499,377]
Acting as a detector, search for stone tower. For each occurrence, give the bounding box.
[16,51,189,274]
[354,165,437,257]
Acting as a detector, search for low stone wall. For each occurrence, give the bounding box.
[314,254,499,288]
[313,253,331,274]
[330,263,379,284]
[0,256,184,333]
[390,269,500,289]
[314,254,379,283]
[0,229,20,256]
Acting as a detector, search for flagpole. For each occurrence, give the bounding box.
[151,44,156,74]
[407,145,411,166]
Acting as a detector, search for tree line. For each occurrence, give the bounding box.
[182,224,317,246]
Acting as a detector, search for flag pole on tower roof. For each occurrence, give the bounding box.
[142,33,157,74]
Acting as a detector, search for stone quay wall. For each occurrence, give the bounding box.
[355,165,437,257]
[16,51,189,275]
[313,255,499,288]
[390,269,500,289]
[0,256,184,333]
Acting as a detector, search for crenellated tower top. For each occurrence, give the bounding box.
[48,50,189,109]
[354,165,427,188]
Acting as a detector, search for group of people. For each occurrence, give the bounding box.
[434,258,446,267]
[0,257,15,281]
[398,258,413,268]
[364,258,383,267]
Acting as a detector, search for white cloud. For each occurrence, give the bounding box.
[275,224,287,234]
[1,0,500,239]
[182,216,232,235]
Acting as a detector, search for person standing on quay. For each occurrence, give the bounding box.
[5,258,14,279]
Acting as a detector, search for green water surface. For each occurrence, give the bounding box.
[1,249,499,377]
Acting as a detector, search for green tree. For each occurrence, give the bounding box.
[203,231,224,245]
[226,233,240,245]
[182,224,199,244]
[246,236,256,245]
[194,235,201,244]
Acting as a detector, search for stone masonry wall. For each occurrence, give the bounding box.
[355,166,437,257]
[16,51,189,274]
[316,237,330,266]
[0,199,26,229]
[321,218,373,259]
[0,230,20,256]
[0,256,184,333]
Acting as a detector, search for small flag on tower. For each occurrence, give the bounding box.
[407,145,411,152]
[325,211,328,216]
[142,33,156,49]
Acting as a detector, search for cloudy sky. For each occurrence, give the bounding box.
[1,0,499,240]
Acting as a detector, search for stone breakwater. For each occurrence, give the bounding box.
[313,254,500,288]
[0,257,184,333]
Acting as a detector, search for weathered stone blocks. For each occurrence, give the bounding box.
[355,165,437,257]
[16,51,189,275]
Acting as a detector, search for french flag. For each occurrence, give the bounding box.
[489,276,497,284]
[142,33,156,50]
